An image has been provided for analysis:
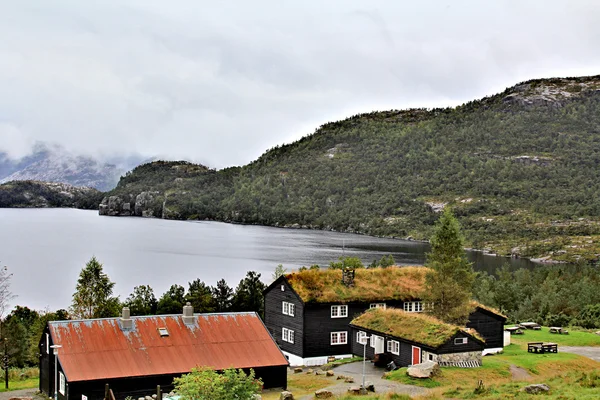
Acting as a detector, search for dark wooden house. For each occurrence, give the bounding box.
[264,266,505,366]
[350,308,485,367]
[39,305,288,400]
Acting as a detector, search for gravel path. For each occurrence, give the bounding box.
[297,361,430,400]
[0,388,40,400]
[560,346,600,362]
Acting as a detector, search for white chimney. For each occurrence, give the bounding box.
[183,302,194,325]
[120,306,133,330]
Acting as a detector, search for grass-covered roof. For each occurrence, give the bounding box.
[350,307,484,348]
[285,266,427,303]
[471,301,507,319]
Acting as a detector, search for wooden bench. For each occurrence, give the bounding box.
[549,327,569,335]
[528,342,558,354]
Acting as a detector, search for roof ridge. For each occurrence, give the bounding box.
[48,311,257,324]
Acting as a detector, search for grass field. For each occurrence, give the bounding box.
[507,326,600,347]
[0,377,38,392]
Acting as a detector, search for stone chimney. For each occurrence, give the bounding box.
[182,302,194,325]
[341,268,355,287]
[120,306,133,330]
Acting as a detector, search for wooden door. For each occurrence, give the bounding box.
[412,346,421,365]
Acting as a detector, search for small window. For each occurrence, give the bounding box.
[281,284,285,292]
[428,354,434,361]
[59,372,66,395]
[387,340,399,355]
[331,331,347,345]
[454,337,468,345]
[282,301,295,317]
[370,303,386,309]
[331,305,348,318]
[403,301,423,313]
[282,327,294,344]
[158,327,169,337]
[356,331,368,344]
[370,335,378,349]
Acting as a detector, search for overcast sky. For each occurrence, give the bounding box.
[1,0,599,168]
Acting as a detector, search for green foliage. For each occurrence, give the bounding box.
[424,208,475,325]
[70,257,120,319]
[212,279,233,312]
[272,264,287,281]
[232,271,266,317]
[0,181,103,209]
[173,367,262,400]
[473,263,600,326]
[124,285,157,316]
[156,284,185,315]
[186,279,215,313]
[328,257,364,270]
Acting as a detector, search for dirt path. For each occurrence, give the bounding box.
[560,346,600,362]
[297,362,430,400]
[509,364,532,381]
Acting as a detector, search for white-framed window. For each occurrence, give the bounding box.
[281,284,285,292]
[403,301,423,312]
[356,331,368,344]
[331,331,347,345]
[454,337,468,345]
[282,301,295,316]
[370,303,386,309]
[331,305,348,318]
[370,335,376,348]
[282,328,295,344]
[387,340,400,355]
[59,371,66,395]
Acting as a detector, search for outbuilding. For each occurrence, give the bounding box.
[350,307,485,368]
[39,305,288,400]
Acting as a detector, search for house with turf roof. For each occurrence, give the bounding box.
[350,307,485,367]
[263,266,506,366]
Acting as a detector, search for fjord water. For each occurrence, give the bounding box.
[0,209,535,311]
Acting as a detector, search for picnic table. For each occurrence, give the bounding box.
[527,342,558,354]
[549,326,569,335]
[505,326,524,335]
[519,322,542,330]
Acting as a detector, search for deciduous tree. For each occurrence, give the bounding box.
[212,279,233,312]
[125,285,158,316]
[157,284,185,314]
[70,257,120,319]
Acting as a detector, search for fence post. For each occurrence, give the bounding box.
[104,384,110,400]
[157,385,162,400]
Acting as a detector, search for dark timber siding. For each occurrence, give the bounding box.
[264,278,305,357]
[467,308,506,349]
[436,332,484,354]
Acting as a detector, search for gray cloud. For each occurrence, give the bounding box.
[1,0,599,167]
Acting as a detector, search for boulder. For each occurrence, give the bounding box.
[522,384,550,394]
[251,395,262,400]
[314,389,333,398]
[336,375,345,380]
[294,367,303,373]
[365,381,375,392]
[306,368,314,374]
[347,386,362,395]
[595,331,600,336]
[315,369,325,375]
[407,361,440,379]
[326,370,335,377]
[344,377,355,383]
[279,391,294,400]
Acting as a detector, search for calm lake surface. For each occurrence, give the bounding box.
[0,209,536,311]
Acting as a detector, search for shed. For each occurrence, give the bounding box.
[39,306,288,400]
[350,308,485,368]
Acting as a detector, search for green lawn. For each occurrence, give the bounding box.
[0,377,38,392]
[508,326,600,347]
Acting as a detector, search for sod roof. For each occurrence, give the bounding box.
[284,266,427,303]
[350,307,484,348]
[471,301,507,319]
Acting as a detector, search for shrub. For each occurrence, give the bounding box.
[174,367,262,400]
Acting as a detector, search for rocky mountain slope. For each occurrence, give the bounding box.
[0,180,103,209]
[37,76,600,261]
[0,143,144,191]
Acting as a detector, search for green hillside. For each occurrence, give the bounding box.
[101,76,600,262]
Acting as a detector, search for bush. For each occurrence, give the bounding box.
[544,312,573,327]
[574,304,600,329]
[174,367,262,400]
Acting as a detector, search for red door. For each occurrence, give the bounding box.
[412,346,421,365]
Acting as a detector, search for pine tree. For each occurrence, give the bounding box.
[70,257,120,319]
[423,208,475,325]
[212,279,233,312]
[125,285,158,316]
[186,279,215,313]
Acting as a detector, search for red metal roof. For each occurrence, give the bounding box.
[49,312,288,382]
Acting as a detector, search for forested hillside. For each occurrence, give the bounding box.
[0,180,103,209]
[85,76,600,261]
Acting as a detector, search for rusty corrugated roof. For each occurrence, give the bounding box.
[49,312,288,382]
